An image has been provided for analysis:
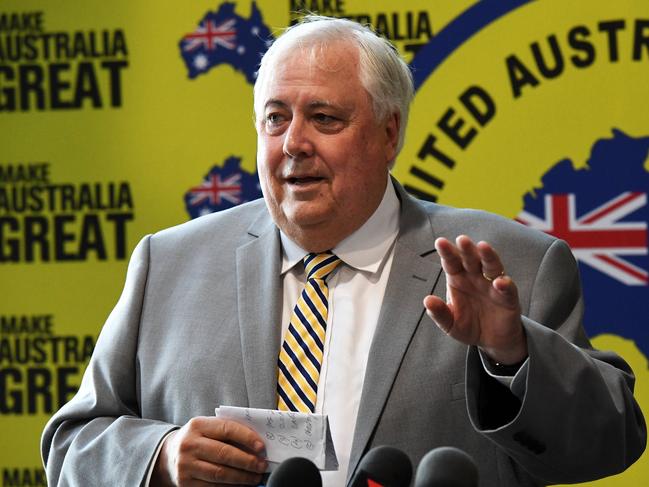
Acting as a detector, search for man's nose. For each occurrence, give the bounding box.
[283,118,314,159]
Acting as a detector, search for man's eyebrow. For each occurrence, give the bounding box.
[264,99,288,110]
[307,100,336,109]
[263,99,340,110]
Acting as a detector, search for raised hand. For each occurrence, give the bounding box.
[423,235,527,365]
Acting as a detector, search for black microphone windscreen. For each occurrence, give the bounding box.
[350,445,413,487]
[414,446,479,487]
[267,456,322,487]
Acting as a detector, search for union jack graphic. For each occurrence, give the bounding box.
[178,2,272,83]
[182,19,237,51]
[184,157,262,219]
[516,192,648,285]
[188,173,242,207]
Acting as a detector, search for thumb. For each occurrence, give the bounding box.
[423,295,454,334]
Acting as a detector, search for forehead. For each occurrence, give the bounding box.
[257,42,367,109]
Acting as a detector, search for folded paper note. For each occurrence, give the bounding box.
[215,405,338,471]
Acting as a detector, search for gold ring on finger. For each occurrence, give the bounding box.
[483,270,505,282]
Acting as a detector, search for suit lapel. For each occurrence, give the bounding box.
[347,184,445,480]
[236,211,283,409]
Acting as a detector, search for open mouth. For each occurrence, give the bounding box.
[287,176,324,185]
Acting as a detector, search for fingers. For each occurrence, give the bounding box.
[166,418,267,486]
[433,237,464,275]
[476,240,506,281]
[429,235,525,358]
[435,236,506,283]
[189,417,266,470]
[456,236,482,274]
[189,435,266,474]
[197,417,265,455]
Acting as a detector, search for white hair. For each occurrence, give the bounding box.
[254,15,414,157]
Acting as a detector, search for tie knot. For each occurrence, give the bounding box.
[304,252,342,281]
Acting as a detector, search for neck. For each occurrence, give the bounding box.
[282,220,359,253]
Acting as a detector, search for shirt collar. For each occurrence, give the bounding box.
[280,176,401,275]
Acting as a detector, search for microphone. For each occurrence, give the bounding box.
[266,456,322,487]
[349,445,413,487]
[414,446,479,487]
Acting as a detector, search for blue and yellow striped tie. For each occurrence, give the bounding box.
[277,252,342,412]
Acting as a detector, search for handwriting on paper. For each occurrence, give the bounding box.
[215,405,338,471]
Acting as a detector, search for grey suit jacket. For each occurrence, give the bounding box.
[41,182,646,486]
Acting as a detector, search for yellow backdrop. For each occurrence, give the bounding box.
[1,1,647,485]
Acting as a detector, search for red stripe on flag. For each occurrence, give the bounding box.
[581,192,642,224]
[548,229,646,248]
[595,254,649,283]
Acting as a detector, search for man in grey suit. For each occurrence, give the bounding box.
[42,16,646,487]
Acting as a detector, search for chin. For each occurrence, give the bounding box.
[285,214,331,232]
[282,203,332,226]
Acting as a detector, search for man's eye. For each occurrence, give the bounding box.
[314,113,336,124]
[266,113,284,124]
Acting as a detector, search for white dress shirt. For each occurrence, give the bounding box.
[279,176,400,486]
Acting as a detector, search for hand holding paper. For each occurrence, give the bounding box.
[215,406,339,472]
[151,416,267,485]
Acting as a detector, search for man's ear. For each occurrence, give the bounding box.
[384,111,401,162]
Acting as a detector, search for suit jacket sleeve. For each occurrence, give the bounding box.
[41,236,178,486]
[465,238,647,483]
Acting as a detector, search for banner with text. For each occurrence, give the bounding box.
[1,1,647,485]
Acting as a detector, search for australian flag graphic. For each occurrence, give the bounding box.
[184,156,263,219]
[517,129,649,356]
[179,1,273,84]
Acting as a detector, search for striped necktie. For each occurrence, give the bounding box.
[277,252,342,412]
